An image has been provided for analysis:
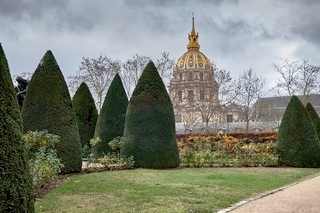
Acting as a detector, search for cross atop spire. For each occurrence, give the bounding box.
[187,13,200,51]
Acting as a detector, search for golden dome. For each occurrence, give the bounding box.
[176,16,212,71]
[176,50,211,70]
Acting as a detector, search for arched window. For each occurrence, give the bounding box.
[200,73,203,81]
[200,90,205,101]
[188,90,194,102]
[178,91,183,101]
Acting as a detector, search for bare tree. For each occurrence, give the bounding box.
[237,68,265,132]
[12,72,33,80]
[68,55,121,111]
[197,89,219,133]
[120,52,175,98]
[298,59,320,104]
[215,67,240,106]
[272,59,320,103]
[181,112,202,134]
[120,54,150,98]
[272,58,300,96]
[155,51,175,87]
[196,65,240,132]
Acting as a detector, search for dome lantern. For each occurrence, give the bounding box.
[187,14,200,51]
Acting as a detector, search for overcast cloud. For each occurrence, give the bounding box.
[1,0,320,96]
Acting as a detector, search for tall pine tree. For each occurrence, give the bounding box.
[0,43,34,212]
[22,50,82,173]
[121,61,180,168]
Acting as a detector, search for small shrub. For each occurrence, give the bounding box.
[108,136,126,159]
[22,130,64,193]
[82,144,91,158]
[87,136,134,171]
[23,130,60,158]
[31,147,63,190]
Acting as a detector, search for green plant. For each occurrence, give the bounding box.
[121,61,180,168]
[72,82,98,152]
[22,130,63,193]
[88,136,135,170]
[82,144,91,158]
[108,136,126,159]
[21,50,82,173]
[23,130,60,157]
[90,136,102,147]
[31,147,63,190]
[122,156,135,169]
[94,73,128,157]
[180,150,194,167]
[97,155,118,170]
[0,43,34,212]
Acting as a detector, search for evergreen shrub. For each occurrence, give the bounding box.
[22,50,82,173]
[72,82,98,152]
[306,102,320,140]
[121,61,180,168]
[277,96,320,167]
[0,43,34,212]
[94,73,128,157]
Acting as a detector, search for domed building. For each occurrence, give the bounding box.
[168,16,219,132]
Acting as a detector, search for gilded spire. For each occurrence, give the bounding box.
[191,12,196,35]
[187,13,200,51]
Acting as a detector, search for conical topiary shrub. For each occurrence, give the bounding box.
[0,44,34,212]
[72,82,98,150]
[93,73,128,157]
[277,96,320,167]
[22,50,82,173]
[306,102,320,140]
[121,61,180,168]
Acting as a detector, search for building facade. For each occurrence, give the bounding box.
[168,16,219,132]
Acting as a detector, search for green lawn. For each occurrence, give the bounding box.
[36,167,320,212]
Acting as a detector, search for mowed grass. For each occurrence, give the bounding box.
[35,167,320,212]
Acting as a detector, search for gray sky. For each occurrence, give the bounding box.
[1,0,320,96]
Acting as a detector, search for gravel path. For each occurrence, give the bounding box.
[218,174,320,213]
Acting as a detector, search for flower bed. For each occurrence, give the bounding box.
[178,133,278,167]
